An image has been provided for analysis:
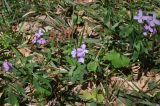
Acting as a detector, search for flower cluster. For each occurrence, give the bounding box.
[71,44,88,63]
[2,61,12,72]
[32,29,46,44]
[134,10,160,36]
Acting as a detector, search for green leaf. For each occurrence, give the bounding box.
[135,101,156,106]
[33,79,51,96]
[66,56,77,65]
[80,90,94,100]
[79,89,104,103]
[86,102,97,106]
[87,61,98,72]
[103,50,130,68]
[7,87,19,106]
[134,41,142,52]
[154,92,160,99]
[148,80,157,90]
[111,22,121,31]
[68,66,76,77]
[132,51,139,61]
[120,25,133,38]
[15,83,25,95]
[71,65,86,83]
[118,96,133,106]
[103,9,112,27]
[72,15,84,24]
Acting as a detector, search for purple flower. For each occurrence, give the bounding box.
[134,10,144,23]
[32,29,46,44]
[71,49,77,58]
[153,27,157,34]
[146,12,160,27]
[143,24,157,35]
[81,44,87,49]
[35,29,44,38]
[77,45,88,57]
[133,10,159,24]
[141,15,151,21]
[32,37,37,44]
[2,61,12,72]
[78,57,84,63]
[37,38,46,44]
[77,48,86,57]
[143,32,148,36]
[144,25,153,32]
[134,10,160,36]
[71,44,88,63]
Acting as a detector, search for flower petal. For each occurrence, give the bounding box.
[142,16,151,21]
[143,32,148,36]
[138,19,143,23]
[35,29,44,38]
[149,27,153,32]
[134,16,140,20]
[71,49,77,58]
[3,61,12,71]
[81,44,86,49]
[148,21,155,27]
[152,12,157,19]
[37,38,46,44]
[153,28,157,34]
[32,37,37,44]
[138,10,143,16]
[85,50,88,53]
[78,57,84,63]
[154,19,160,25]
[144,25,149,30]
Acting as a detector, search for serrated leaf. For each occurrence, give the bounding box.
[87,61,98,72]
[103,50,130,68]
[71,65,86,83]
[148,80,157,90]
[7,87,19,106]
[80,90,93,100]
[80,89,104,103]
[15,83,25,95]
[120,25,133,38]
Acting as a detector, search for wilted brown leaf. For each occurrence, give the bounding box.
[18,47,32,57]
[36,15,53,24]
[16,21,42,33]
[15,15,54,33]
[57,26,73,42]
[75,0,95,4]
[55,6,64,15]
[111,73,160,93]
